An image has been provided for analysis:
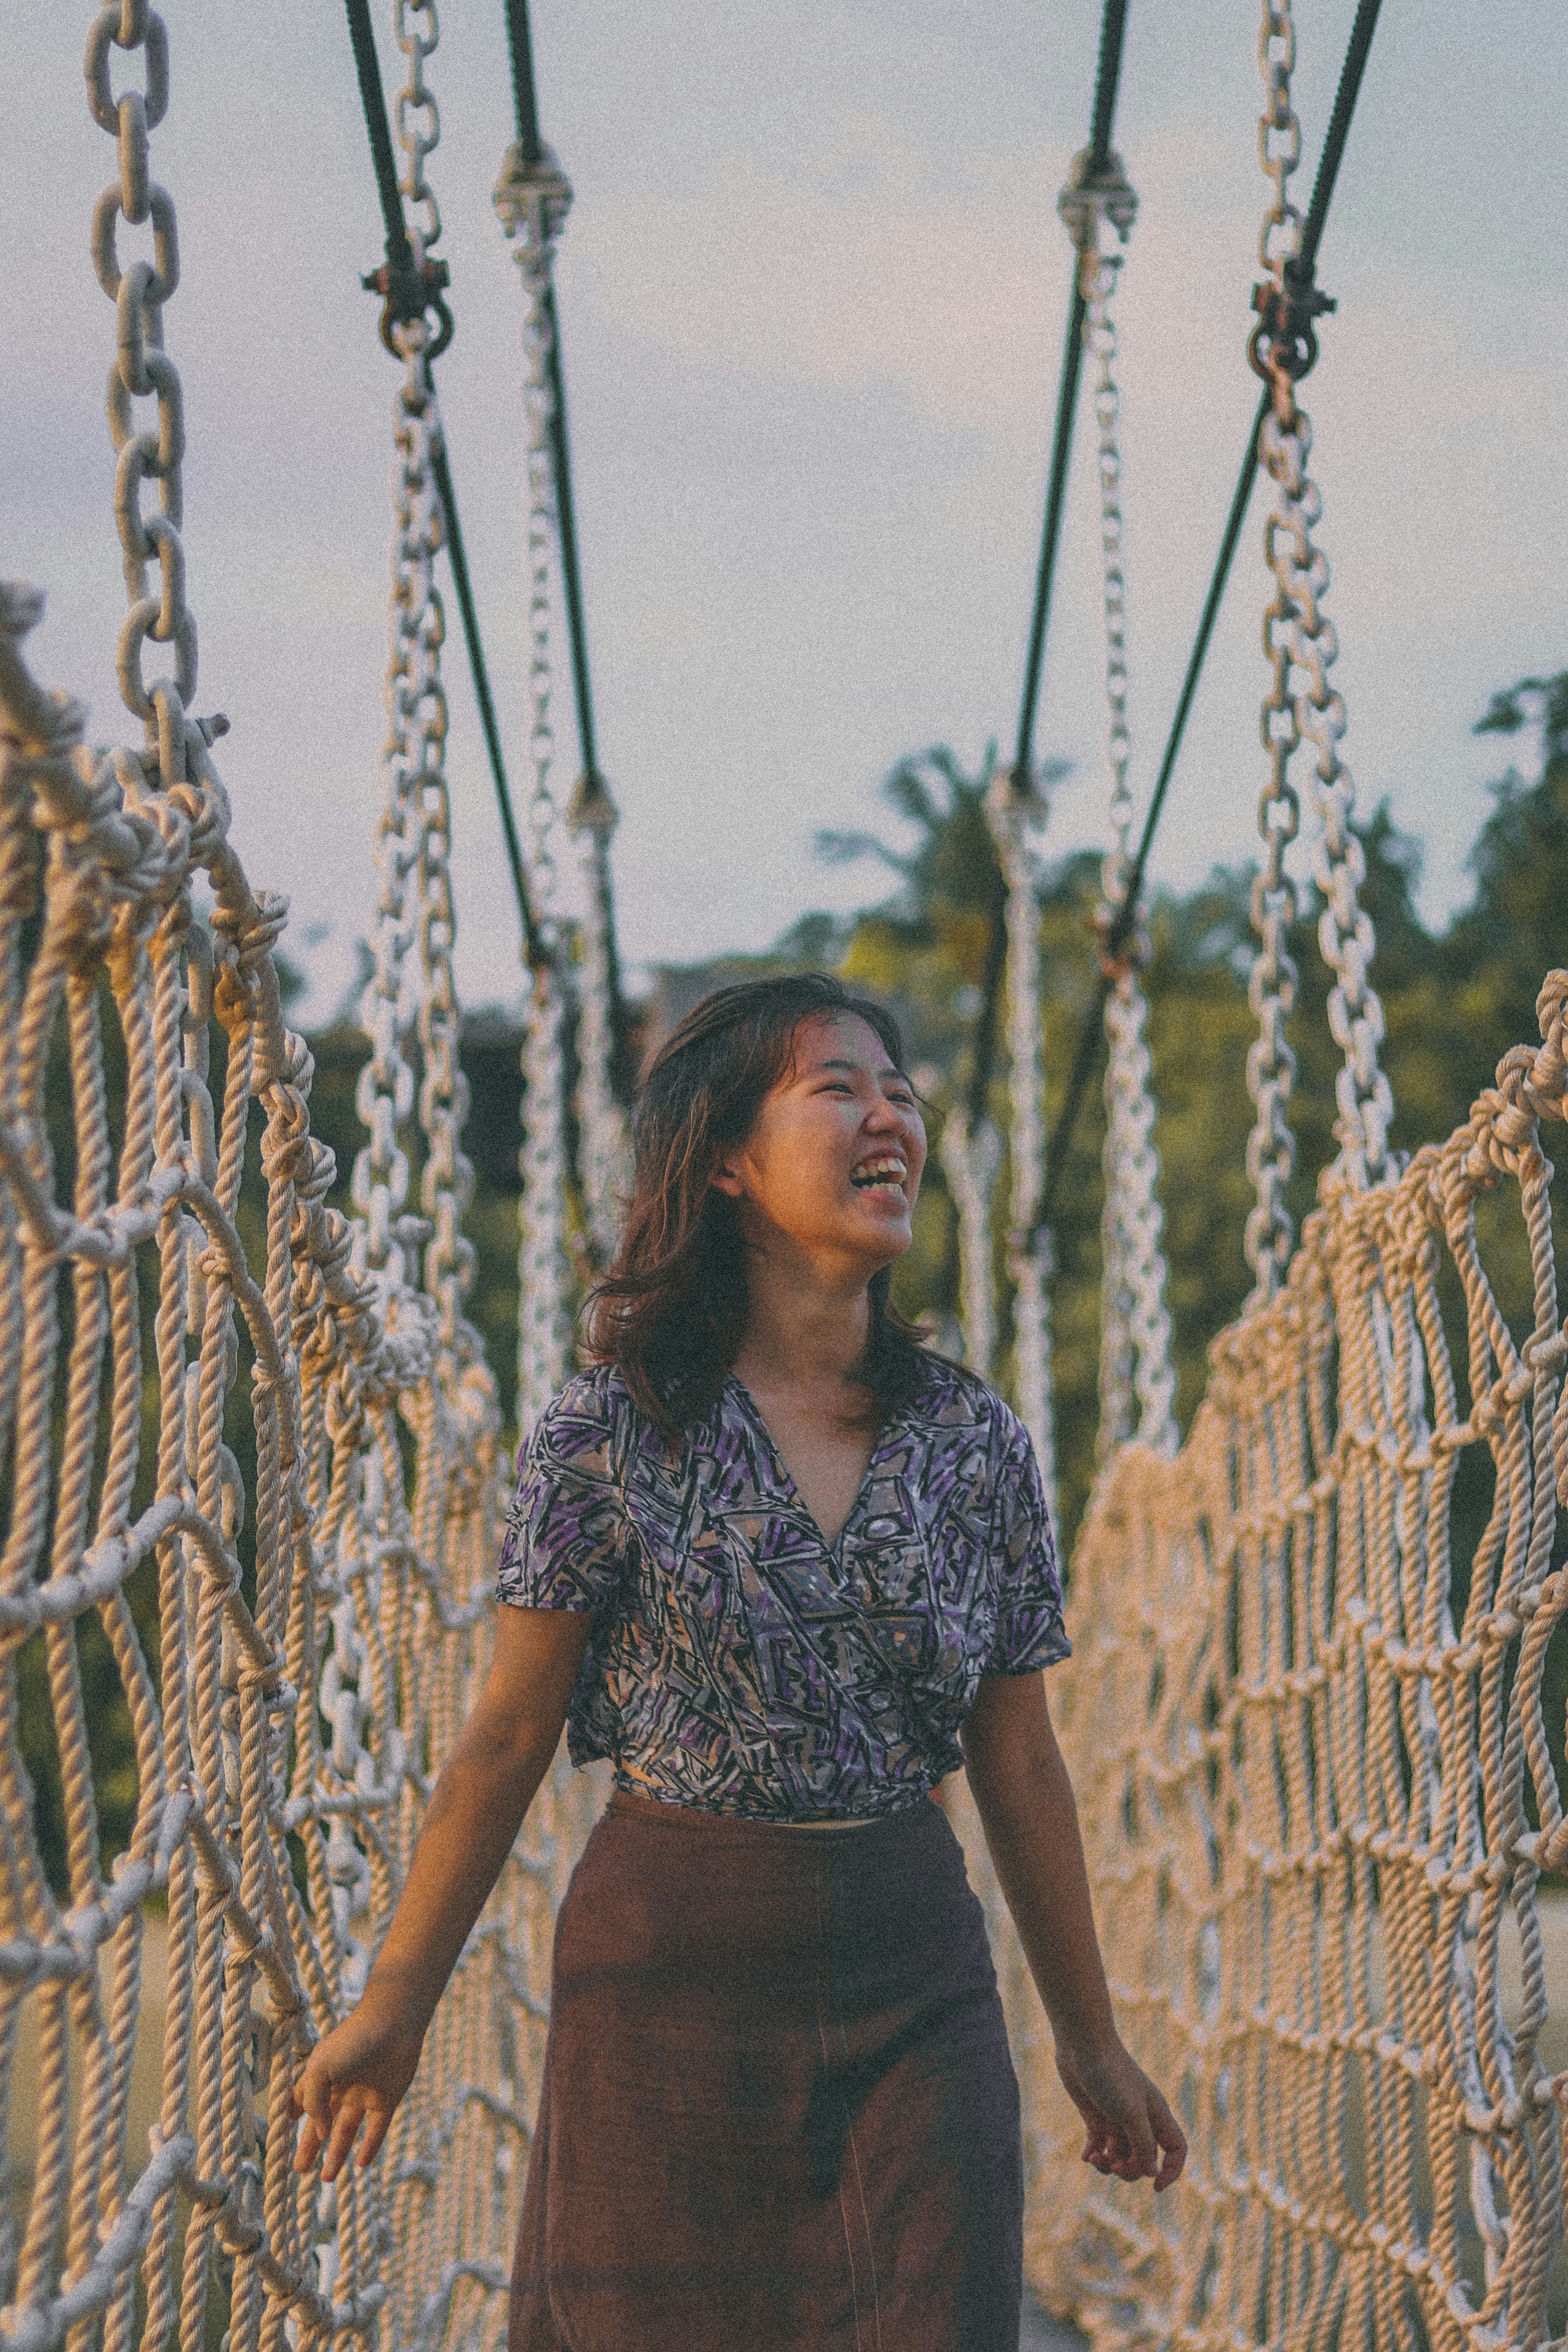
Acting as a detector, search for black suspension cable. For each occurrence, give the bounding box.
[344,0,543,965]
[1012,288,1090,790]
[345,0,410,270]
[503,0,544,160]
[502,0,632,1097]
[1011,0,1131,794]
[543,287,602,783]
[963,0,1130,1130]
[430,439,548,968]
[1088,0,1131,165]
[1025,0,1386,1245]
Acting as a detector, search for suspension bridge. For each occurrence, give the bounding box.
[2,3,1566,2348]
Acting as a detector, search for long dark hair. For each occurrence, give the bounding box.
[586,973,930,1437]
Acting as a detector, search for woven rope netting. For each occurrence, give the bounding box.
[949,974,1568,2348]
[0,571,600,2352]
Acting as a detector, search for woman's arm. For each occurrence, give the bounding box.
[961,1669,1186,2191]
[292,1605,592,2181]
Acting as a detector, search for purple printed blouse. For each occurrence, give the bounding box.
[496,1355,1069,1820]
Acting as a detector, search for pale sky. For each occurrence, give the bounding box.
[8,3,1567,1026]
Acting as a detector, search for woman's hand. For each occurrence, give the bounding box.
[289,1607,591,2181]
[1054,2032,1186,2191]
[292,1994,426,2180]
[962,1672,1188,2195]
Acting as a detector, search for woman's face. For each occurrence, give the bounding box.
[711,1012,927,1275]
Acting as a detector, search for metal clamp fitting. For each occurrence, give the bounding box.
[361,252,454,363]
[1248,261,1335,385]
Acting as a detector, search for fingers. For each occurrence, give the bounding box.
[323,2097,367,2183]
[292,2048,371,2182]
[1149,2089,1188,2192]
[1124,2096,1159,2183]
[1070,2062,1186,2191]
[292,2050,336,2177]
[358,2102,393,2172]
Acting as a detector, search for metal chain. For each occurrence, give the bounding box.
[1247,0,1395,1306]
[88,0,210,787]
[568,775,632,1268]
[392,0,442,265]
[1243,0,1306,1305]
[987,772,1058,1514]
[1265,396,1394,1191]
[351,343,434,1288]
[496,142,577,1430]
[517,968,573,1434]
[385,1,481,1345]
[1064,162,1178,1462]
[495,143,573,937]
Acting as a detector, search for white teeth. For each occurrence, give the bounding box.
[851,1155,906,1189]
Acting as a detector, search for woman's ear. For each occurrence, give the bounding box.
[709,1154,744,1200]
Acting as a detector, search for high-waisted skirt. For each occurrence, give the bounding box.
[508,1787,1022,2352]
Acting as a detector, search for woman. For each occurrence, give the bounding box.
[294,972,1185,2351]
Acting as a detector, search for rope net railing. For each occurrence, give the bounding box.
[949,972,1568,2348]
[0,577,604,2352]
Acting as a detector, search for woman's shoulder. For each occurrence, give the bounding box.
[529,1364,672,1473]
[899,1351,1029,1458]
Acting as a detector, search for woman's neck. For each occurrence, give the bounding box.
[731,1251,871,1400]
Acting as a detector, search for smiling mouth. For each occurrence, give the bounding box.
[850,1155,908,1196]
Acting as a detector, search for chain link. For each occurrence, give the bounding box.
[495,142,578,1432]
[568,776,632,1267]
[495,145,573,937]
[1246,0,1394,1306]
[352,341,436,1286]
[392,0,442,262]
[1266,397,1395,1191]
[517,967,573,1434]
[987,772,1058,1513]
[1243,1,1309,1305]
[1061,157,1178,1461]
[87,0,210,784]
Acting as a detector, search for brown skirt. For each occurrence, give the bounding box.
[509,1788,1022,2352]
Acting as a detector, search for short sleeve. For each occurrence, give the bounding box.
[497,1371,627,1612]
[985,1409,1071,1675]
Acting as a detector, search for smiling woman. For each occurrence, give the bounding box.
[293,972,1184,2352]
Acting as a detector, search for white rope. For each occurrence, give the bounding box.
[948,971,1568,2352]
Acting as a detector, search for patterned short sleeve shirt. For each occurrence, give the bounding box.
[496,1355,1069,1820]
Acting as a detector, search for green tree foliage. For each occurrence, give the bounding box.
[812,689,1568,1566]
